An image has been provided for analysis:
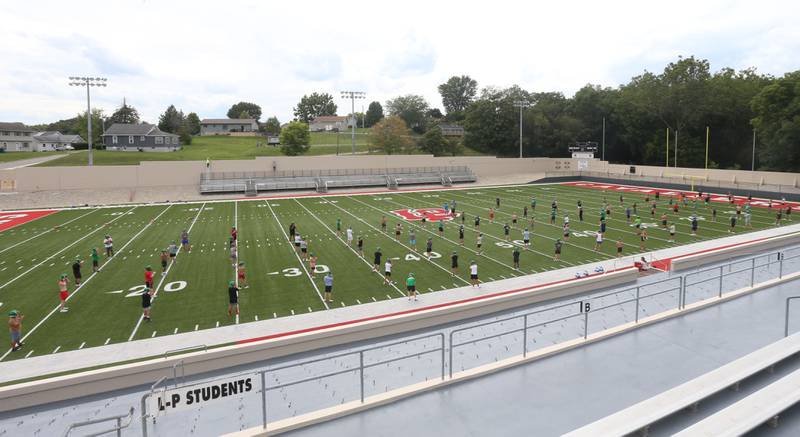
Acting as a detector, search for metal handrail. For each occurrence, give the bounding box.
[163,344,207,359]
[785,296,800,337]
[63,407,135,437]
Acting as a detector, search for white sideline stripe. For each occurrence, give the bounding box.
[264,200,329,309]
[0,208,97,255]
[52,346,60,354]
[127,204,205,342]
[151,331,157,338]
[194,324,198,331]
[0,206,138,292]
[0,205,171,362]
[78,342,85,350]
[24,351,32,359]
[104,338,110,345]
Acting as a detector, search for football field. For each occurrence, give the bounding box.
[0,182,793,363]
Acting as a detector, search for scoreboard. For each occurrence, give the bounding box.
[569,141,598,158]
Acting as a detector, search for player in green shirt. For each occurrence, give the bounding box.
[336,218,342,236]
[406,273,417,301]
[91,248,100,272]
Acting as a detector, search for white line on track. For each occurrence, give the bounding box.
[52,346,60,354]
[0,205,139,293]
[104,338,110,345]
[24,350,32,358]
[194,324,199,331]
[264,200,329,309]
[0,205,172,361]
[78,342,85,349]
[0,208,98,255]
[127,204,205,342]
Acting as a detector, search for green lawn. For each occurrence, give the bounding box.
[0,183,787,363]
[35,135,375,166]
[0,151,62,163]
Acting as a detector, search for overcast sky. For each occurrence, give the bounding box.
[1,0,798,125]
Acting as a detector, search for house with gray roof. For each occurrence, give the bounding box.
[32,131,85,152]
[0,122,35,152]
[309,115,355,132]
[102,123,180,152]
[200,118,258,135]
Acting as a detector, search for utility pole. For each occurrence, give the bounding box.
[601,117,606,161]
[674,129,678,168]
[69,77,107,166]
[340,91,365,154]
[513,101,529,158]
[752,129,756,171]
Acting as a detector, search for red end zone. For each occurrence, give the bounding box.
[562,181,800,209]
[0,210,57,232]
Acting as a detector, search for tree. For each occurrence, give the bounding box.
[227,102,262,121]
[184,112,201,135]
[438,75,478,120]
[370,116,413,155]
[463,86,530,156]
[279,121,311,156]
[386,94,430,133]
[178,129,192,145]
[751,71,800,171]
[365,101,384,127]
[427,108,444,120]
[238,111,252,120]
[293,92,337,123]
[108,99,140,125]
[420,125,448,156]
[264,116,281,135]
[158,105,184,134]
[73,109,106,146]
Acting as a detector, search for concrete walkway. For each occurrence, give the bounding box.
[0,222,798,384]
[0,154,67,170]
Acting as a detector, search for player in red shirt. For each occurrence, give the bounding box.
[144,265,154,290]
[58,274,69,313]
[231,226,238,242]
[237,262,248,288]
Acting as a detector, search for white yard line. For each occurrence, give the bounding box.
[0,205,139,293]
[349,195,522,273]
[127,204,206,342]
[293,199,405,297]
[264,200,329,309]
[0,205,173,361]
[323,197,471,286]
[234,200,240,325]
[0,208,98,255]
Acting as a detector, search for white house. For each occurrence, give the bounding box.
[309,116,356,132]
[200,119,259,135]
[32,131,84,152]
[0,122,35,152]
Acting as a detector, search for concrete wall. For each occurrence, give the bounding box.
[0,155,798,193]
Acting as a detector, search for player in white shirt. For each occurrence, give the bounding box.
[593,232,603,251]
[346,227,353,245]
[384,259,393,285]
[469,261,479,287]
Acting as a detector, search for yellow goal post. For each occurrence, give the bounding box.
[663,173,708,192]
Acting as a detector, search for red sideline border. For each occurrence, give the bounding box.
[0,210,57,232]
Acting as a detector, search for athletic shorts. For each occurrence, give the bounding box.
[294,242,301,247]
[74,273,82,280]
[670,233,675,237]
[60,291,68,301]
[410,239,416,245]
[238,274,246,280]
[169,253,176,258]
[161,260,168,268]
[142,296,151,309]
[182,239,189,245]
[145,281,153,289]
[301,248,307,253]
[617,247,623,253]
[92,260,99,267]
[407,285,416,292]
[600,224,607,233]
[555,248,562,254]
[524,239,530,244]
[229,295,238,304]
[477,244,482,248]
[395,231,401,236]
[662,220,667,226]
[470,274,478,280]
[325,285,332,293]
[384,271,391,277]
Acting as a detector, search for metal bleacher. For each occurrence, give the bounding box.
[199,166,477,194]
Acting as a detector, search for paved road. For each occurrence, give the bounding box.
[0,153,68,169]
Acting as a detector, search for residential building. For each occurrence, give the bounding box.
[309,116,355,132]
[439,124,465,136]
[200,119,259,135]
[32,132,84,152]
[0,122,35,152]
[102,123,180,152]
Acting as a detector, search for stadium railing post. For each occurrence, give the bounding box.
[359,351,365,403]
[779,253,784,279]
[634,287,641,322]
[439,333,445,381]
[718,266,724,298]
[583,312,589,339]
[448,331,455,378]
[260,371,268,430]
[676,277,683,310]
[522,314,528,358]
[140,394,148,437]
[751,258,756,287]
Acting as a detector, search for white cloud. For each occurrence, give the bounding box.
[0,0,798,125]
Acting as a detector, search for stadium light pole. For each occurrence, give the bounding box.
[601,117,605,161]
[751,129,756,171]
[513,101,529,158]
[341,91,365,155]
[69,76,107,166]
